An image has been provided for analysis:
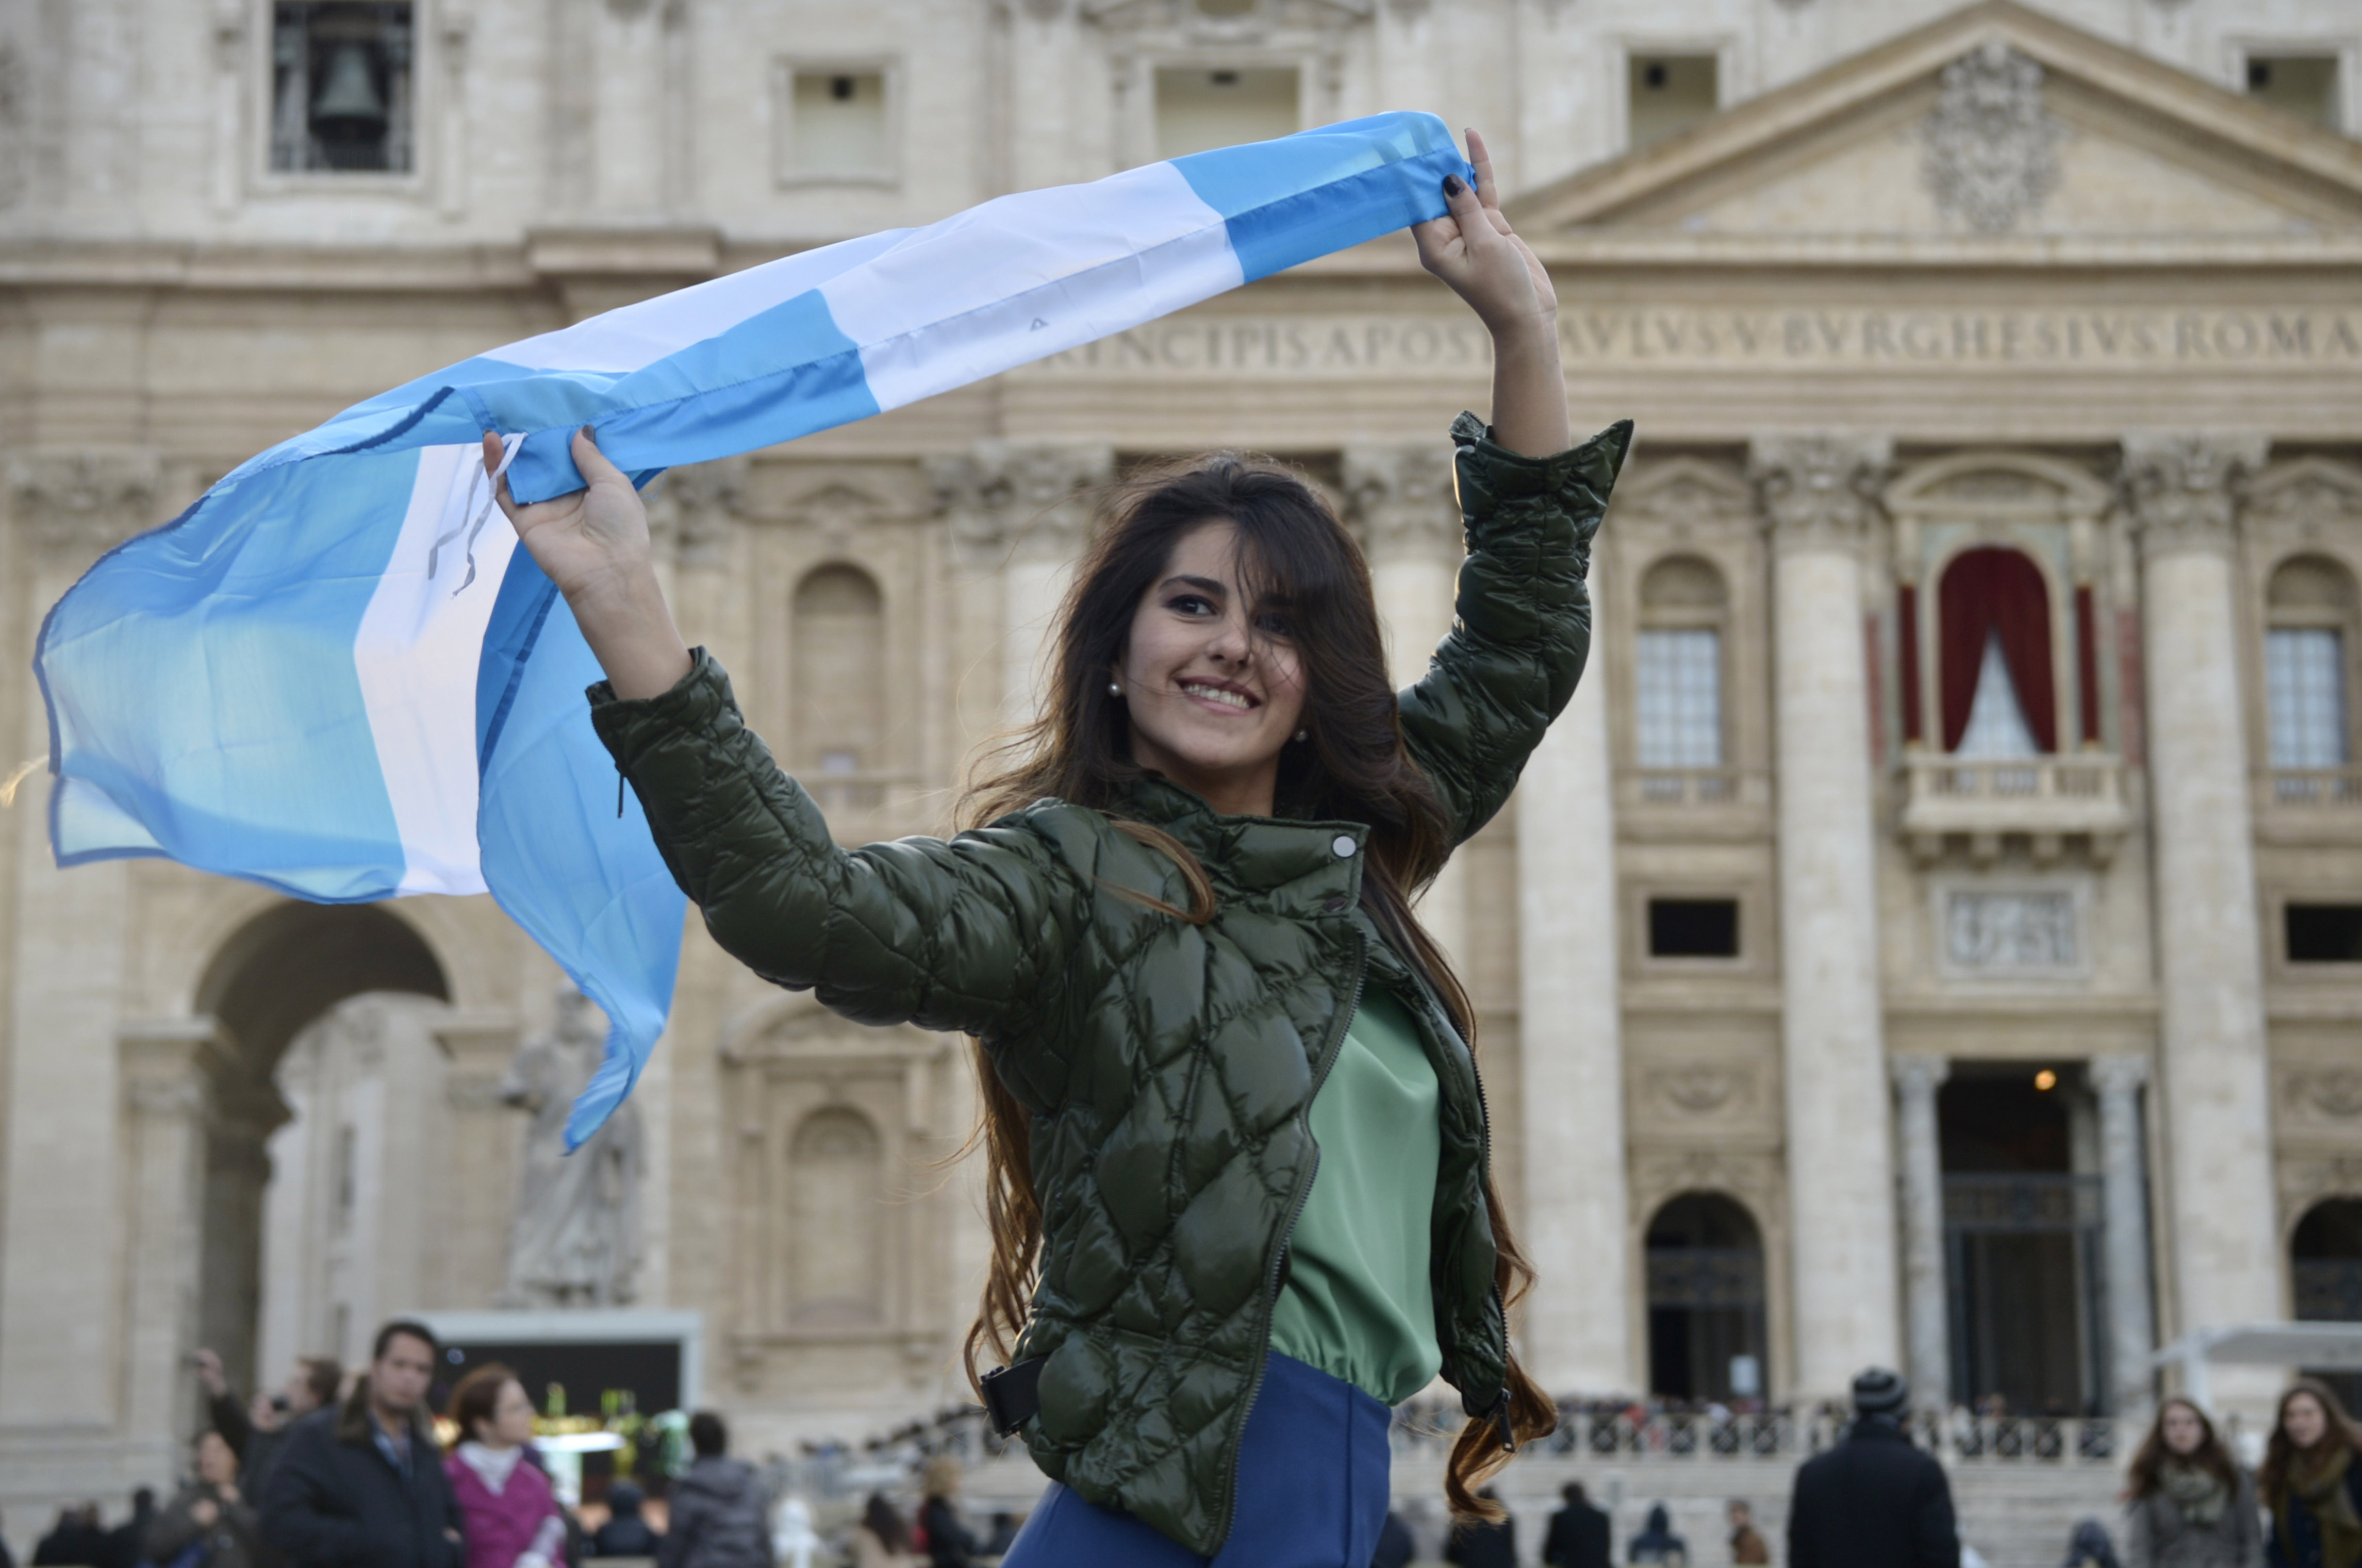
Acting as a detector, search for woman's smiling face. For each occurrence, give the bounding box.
[1116,518,1308,817]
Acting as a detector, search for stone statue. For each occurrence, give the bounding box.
[498,985,642,1307]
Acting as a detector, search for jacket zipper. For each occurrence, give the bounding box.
[1398,957,1515,1452]
[1212,925,1367,1551]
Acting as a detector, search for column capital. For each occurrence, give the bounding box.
[1749,435,1893,554]
[929,441,1113,570]
[2089,1052,2153,1098]
[646,455,746,569]
[2119,433,2268,559]
[1890,1053,1952,1099]
[8,446,163,564]
[1344,443,1460,564]
[118,1017,230,1119]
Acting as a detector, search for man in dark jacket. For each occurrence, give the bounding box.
[1545,1481,1612,1568]
[1788,1367,1960,1568]
[259,1320,463,1568]
[658,1413,770,1568]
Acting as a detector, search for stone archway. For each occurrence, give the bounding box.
[194,904,449,1399]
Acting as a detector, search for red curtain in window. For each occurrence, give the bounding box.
[1938,546,2056,753]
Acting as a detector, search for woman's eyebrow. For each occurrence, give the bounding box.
[1161,575,1228,597]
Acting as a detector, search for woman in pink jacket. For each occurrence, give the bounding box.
[443,1365,568,1568]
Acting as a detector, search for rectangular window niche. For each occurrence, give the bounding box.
[773,61,899,187]
[270,2,416,176]
[1647,897,1740,960]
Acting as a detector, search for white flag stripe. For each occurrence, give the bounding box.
[352,443,521,895]
[837,166,1242,412]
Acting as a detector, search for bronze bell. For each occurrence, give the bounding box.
[311,43,386,131]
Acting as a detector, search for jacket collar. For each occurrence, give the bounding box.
[1118,775,1366,912]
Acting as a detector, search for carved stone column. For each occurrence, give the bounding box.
[1347,444,1470,965]
[436,1016,525,1309]
[2122,435,2280,1408]
[2090,1054,2157,1417]
[936,443,1112,731]
[0,451,157,1439]
[1891,1055,1951,1414]
[1516,584,1627,1392]
[1752,435,1901,1395]
[118,1021,226,1465]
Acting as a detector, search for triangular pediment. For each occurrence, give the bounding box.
[1512,0,2362,241]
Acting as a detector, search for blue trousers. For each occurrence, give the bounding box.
[1000,1352,1393,1568]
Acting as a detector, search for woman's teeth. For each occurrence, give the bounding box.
[1182,682,1252,710]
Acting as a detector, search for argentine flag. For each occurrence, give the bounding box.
[36,113,1472,1144]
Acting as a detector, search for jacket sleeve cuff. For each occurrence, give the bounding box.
[1449,410,1635,505]
[587,646,738,769]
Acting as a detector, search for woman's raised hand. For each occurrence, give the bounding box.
[1411,129,1571,459]
[1412,129,1556,335]
[485,428,652,604]
[483,428,692,700]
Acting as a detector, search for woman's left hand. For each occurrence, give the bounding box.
[1412,129,1555,337]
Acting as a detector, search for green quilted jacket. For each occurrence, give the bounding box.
[589,412,1630,1555]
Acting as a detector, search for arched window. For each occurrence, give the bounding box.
[2293,1197,2362,1411]
[1645,1191,1767,1403]
[1634,556,1728,770]
[1940,547,2056,756]
[791,564,886,803]
[788,1106,884,1327]
[2266,556,2358,773]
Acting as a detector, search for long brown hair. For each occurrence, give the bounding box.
[2126,1395,2240,1498]
[2259,1378,2362,1503]
[956,453,1556,1520]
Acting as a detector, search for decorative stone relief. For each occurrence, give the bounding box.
[1344,444,1458,562]
[2285,1069,2362,1122]
[2120,433,2270,557]
[645,456,745,569]
[2279,1155,2362,1217]
[1610,457,1754,542]
[2243,458,2362,538]
[8,448,163,561]
[1748,435,1893,551]
[1945,889,2078,969]
[1918,43,2065,235]
[1648,1063,1746,1117]
[1630,1147,1785,1227]
[929,442,1114,569]
[0,38,20,209]
[1085,0,1372,33]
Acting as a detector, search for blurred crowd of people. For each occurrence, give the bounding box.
[2,1318,1025,1568]
[18,1328,2362,1568]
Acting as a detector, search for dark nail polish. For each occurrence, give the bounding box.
[1443,174,1465,196]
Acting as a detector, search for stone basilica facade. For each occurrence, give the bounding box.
[5,0,2362,1524]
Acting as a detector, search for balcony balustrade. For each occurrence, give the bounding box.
[1898,753,2130,864]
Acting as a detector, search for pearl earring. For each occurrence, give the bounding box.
[1295,729,1309,743]
[1108,681,1121,696]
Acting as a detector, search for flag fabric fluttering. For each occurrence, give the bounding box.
[35,112,1473,1146]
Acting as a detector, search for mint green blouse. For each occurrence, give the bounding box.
[1266,986,1444,1406]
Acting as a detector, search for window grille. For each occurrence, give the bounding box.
[271,4,414,175]
[1635,627,1723,768]
[2268,626,2349,769]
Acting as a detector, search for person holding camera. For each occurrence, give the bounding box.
[195,1347,343,1503]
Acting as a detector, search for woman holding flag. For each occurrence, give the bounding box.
[487,130,1628,1567]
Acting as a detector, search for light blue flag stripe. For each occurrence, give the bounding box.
[37,113,1471,1145]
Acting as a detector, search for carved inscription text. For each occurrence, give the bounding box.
[1025,308,2362,377]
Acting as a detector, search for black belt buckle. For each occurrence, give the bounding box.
[980,1355,1048,1438]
